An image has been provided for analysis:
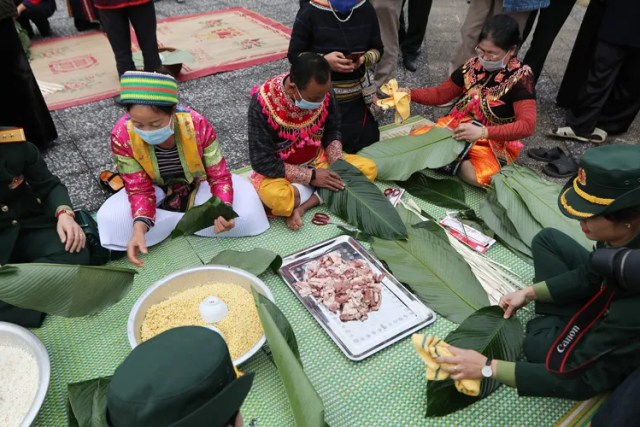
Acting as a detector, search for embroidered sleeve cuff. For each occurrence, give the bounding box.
[365,49,381,67]
[133,217,154,231]
[284,163,313,185]
[532,282,553,302]
[495,361,517,387]
[325,140,343,164]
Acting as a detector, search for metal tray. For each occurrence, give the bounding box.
[279,235,435,361]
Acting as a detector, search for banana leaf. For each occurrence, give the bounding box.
[425,306,523,417]
[479,190,533,259]
[0,264,135,317]
[68,377,111,427]
[207,248,282,276]
[358,126,466,181]
[493,174,543,246]
[336,225,373,243]
[252,289,325,427]
[371,206,489,323]
[317,159,407,241]
[503,167,592,250]
[398,171,470,210]
[170,197,238,239]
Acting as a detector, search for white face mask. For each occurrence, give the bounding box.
[477,50,511,72]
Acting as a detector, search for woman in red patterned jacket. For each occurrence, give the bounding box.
[406,14,536,187]
[97,72,269,266]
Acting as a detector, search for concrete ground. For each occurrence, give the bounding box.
[36,0,639,212]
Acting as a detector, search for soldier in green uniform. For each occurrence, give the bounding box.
[432,144,640,400]
[0,127,90,327]
[68,326,254,427]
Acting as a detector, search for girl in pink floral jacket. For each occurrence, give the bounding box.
[97,72,269,266]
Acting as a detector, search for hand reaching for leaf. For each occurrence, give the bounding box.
[311,169,345,192]
[214,216,235,234]
[498,287,536,319]
[127,222,149,267]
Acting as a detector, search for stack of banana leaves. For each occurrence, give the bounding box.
[480,164,592,259]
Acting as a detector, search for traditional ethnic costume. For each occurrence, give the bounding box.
[493,145,640,399]
[248,73,377,217]
[411,56,536,186]
[97,72,268,250]
[0,127,91,327]
[288,0,384,153]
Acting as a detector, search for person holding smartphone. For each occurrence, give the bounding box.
[288,0,384,154]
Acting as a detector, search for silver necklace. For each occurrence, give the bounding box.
[328,1,355,23]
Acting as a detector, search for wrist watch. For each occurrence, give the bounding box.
[481,358,493,378]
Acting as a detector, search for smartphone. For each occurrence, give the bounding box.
[346,51,365,62]
[470,120,484,127]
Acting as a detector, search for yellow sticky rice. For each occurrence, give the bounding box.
[140,283,263,361]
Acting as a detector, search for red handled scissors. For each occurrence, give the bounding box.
[311,212,357,230]
[384,187,402,197]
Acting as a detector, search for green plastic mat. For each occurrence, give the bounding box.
[31,175,577,426]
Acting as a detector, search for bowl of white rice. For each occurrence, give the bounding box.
[127,265,275,366]
[0,321,50,427]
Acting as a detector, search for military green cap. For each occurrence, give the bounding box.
[558,144,640,219]
[106,326,253,427]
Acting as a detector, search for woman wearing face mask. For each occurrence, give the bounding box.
[288,0,384,154]
[427,144,640,401]
[404,14,536,187]
[97,71,269,267]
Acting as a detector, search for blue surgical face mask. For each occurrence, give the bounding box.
[133,117,174,145]
[330,0,359,14]
[294,87,323,110]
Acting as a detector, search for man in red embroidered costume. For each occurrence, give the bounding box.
[248,53,377,230]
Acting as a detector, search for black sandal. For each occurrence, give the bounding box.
[99,170,124,193]
[542,154,579,178]
[527,146,566,162]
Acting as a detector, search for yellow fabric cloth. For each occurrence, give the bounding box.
[412,334,481,396]
[376,79,411,124]
[126,112,206,182]
[257,153,377,217]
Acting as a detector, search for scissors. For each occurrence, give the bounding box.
[311,212,358,231]
[384,187,402,197]
[311,212,342,226]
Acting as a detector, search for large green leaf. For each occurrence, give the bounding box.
[503,166,592,250]
[253,289,301,363]
[68,377,111,427]
[0,264,135,317]
[207,248,282,276]
[252,289,325,427]
[358,126,466,181]
[398,171,470,210]
[317,159,407,240]
[170,197,238,239]
[371,206,489,323]
[493,174,543,246]
[478,193,533,260]
[425,306,523,417]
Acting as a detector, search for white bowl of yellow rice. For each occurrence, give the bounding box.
[127,265,275,366]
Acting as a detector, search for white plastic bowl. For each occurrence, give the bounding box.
[127,265,274,366]
[0,321,50,427]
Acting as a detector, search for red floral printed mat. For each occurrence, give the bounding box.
[31,8,291,111]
